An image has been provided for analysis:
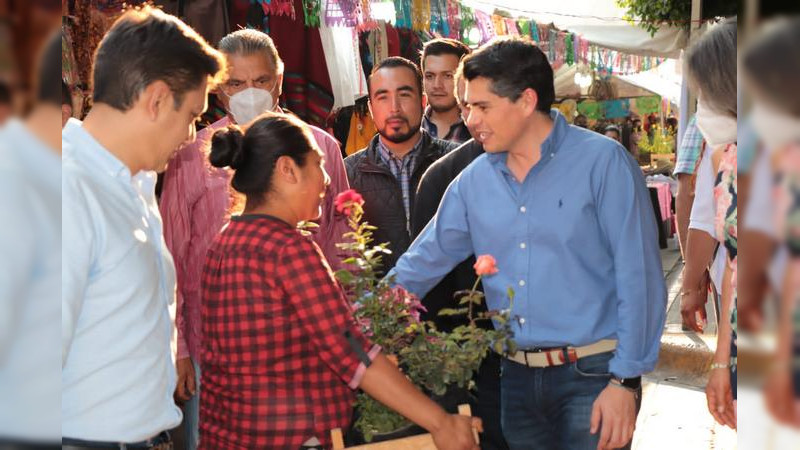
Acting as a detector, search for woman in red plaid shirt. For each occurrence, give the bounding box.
[199,112,480,449]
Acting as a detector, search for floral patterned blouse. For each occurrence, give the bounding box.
[713,143,737,380]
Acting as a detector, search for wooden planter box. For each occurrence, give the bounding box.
[331,404,477,449]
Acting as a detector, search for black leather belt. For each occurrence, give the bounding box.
[61,431,171,449]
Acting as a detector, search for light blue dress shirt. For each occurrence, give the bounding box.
[0,119,61,441]
[62,119,182,441]
[389,110,666,378]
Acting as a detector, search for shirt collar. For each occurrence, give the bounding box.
[422,105,465,132]
[488,109,568,173]
[62,118,133,182]
[377,133,423,162]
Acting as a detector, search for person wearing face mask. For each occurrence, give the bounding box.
[678,17,738,431]
[738,16,800,426]
[158,29,352,449]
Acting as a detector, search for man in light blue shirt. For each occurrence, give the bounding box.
[389,37,666,450]
[0,31,62,446]
[62,7,226,447]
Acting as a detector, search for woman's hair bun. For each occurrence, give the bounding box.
[209,125,246,169]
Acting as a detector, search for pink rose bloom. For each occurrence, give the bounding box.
[474,254,498,276]
[334,189,365,216]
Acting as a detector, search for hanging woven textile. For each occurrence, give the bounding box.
[324,0,360,27]
[548,29,556,62]
[264,0,296,19]
[411,0,431,32]
[517,20,530,38]
[565,33,574,65]
[459,5,475,42]
[302,0,322,26]
[491,14,507,36]
[358,0,378,31]
[429,0,449,36]
[551,32,565,69]
[530,22,539,43]
[446,0,461,39]
[474,10,496,44]
[367,20,389,65]
[61,27,80,90]
[94,0,140,13]
[394,0,413,29]
[504,18,519,36]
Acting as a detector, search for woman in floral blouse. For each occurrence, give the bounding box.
[744,17,800,427]
[681,18,738,429]
[199,111,480,449]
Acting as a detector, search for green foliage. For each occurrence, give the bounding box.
[334,197,517,441]
[637,124,676,154]
[617,0,737,36]
[617,0,691,36]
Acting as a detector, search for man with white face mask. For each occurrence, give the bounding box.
[158,28,350,450]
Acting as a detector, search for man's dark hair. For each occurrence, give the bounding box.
[461,36,554,113]
[210,112,316,207]
[420,38,471,71]
[92,6,226,111]
[36,30,63,106]
[368,57,423,98]
[0,81,10,105]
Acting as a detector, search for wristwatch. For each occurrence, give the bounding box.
[610,375,642,391]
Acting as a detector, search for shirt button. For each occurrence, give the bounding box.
[520,206,527,213]
[519,280,526,287]
[520,243,526,249]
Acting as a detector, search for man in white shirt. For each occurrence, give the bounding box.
[0,29,62,447]
[61,7,226,447]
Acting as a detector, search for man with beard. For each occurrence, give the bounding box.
[345,57,457,273]
[420,38,471,144]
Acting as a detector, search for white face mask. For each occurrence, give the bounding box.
[227,87,276,124]
[751,103,800,151]
[694,99,737,148]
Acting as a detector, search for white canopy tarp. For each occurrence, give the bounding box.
[462,0,688,58]
[619,58,682,105]
[553,63,660,99]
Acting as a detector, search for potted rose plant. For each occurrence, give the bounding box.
[333,190,518,443]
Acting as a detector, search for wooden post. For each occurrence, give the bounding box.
[687,0,703,115]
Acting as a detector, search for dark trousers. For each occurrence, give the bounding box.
[501,352,642,450]
[472,352,510,450]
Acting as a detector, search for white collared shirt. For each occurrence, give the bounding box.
[62,118,181,441]
[0,119,61,441]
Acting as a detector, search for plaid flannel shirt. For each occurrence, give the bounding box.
[421,106,472,145]
[674,116,705,176]
[200,215,379,449]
